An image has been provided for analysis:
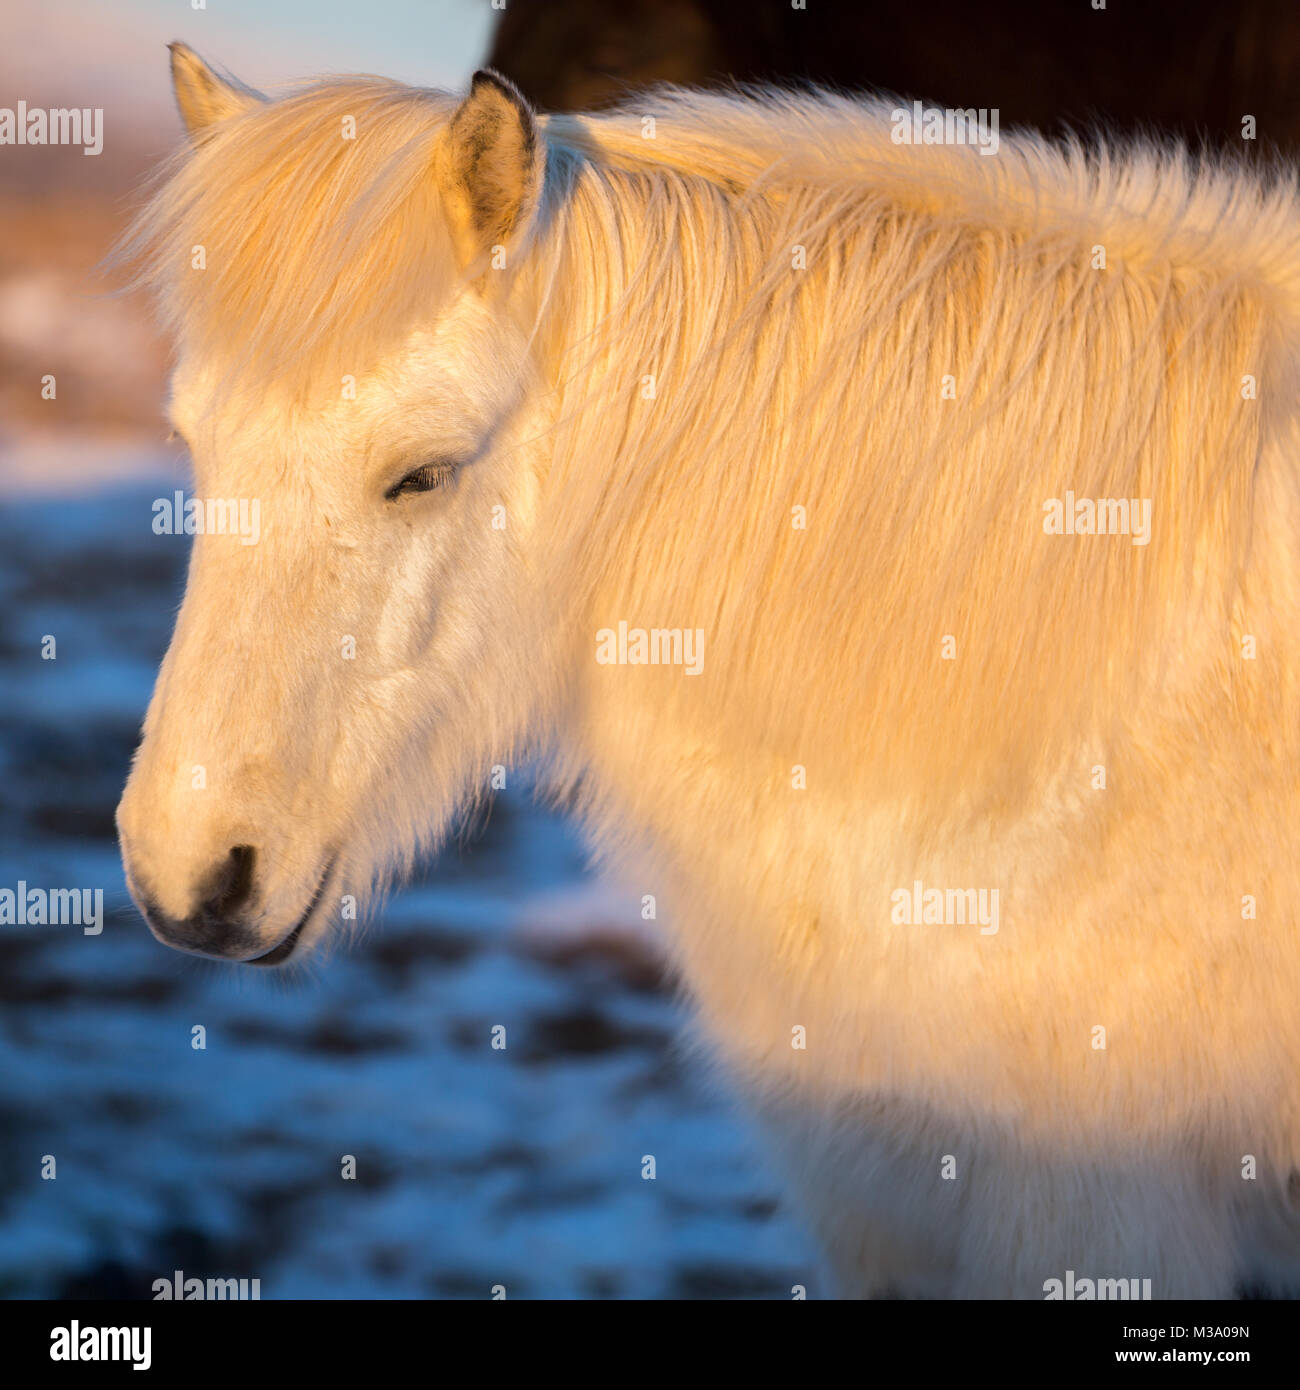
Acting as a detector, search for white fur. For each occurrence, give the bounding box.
[117,63,1300,1297]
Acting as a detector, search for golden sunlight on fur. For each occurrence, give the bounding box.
[117,46,1300,1298]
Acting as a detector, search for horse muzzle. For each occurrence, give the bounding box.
[127,845,335,966]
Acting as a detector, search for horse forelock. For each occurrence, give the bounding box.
[115,79,463,399]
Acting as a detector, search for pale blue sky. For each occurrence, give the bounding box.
[0,0,500,128]
[121,0,494,88]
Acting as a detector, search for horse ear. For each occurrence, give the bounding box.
[168,42,262,139]
[439,69,544,273]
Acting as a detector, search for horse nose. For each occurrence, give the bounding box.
[202,844,257,920]
[141,845,262,956]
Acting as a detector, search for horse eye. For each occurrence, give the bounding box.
[385,461,458,500]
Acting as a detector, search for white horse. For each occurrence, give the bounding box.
[117,43,1300,1298]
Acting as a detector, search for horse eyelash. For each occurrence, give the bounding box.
[385,460,459,500]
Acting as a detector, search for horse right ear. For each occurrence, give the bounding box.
[168,42,263,139]
[439,70,545,274]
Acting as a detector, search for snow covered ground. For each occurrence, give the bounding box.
[0,470,818,1299]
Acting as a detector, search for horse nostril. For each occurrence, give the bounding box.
[201,844,257,920]
[134,846,264,958]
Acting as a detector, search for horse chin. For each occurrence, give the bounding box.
[244,857,337,967]
[244,920,309,967]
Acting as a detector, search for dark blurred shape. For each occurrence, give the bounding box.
[488,0,1300,154]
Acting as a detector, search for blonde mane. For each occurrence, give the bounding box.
[119,79,1300,828]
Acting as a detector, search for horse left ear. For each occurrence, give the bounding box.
[168,43,263,139]
[439,70,544,274]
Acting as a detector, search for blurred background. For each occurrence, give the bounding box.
[2,0,1298,1299]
